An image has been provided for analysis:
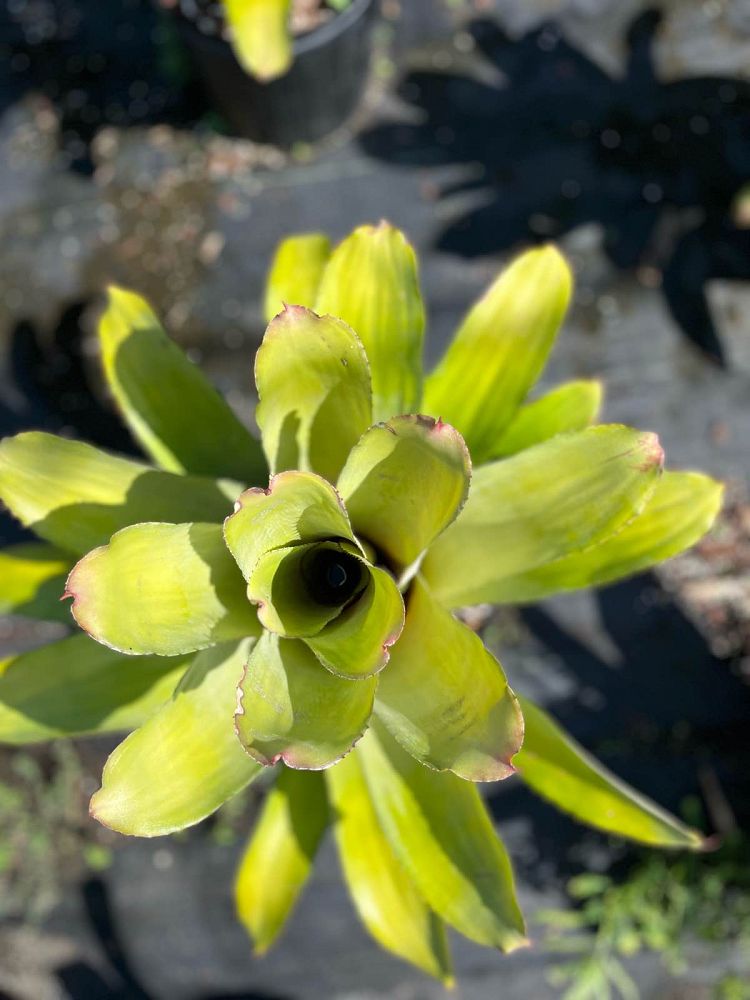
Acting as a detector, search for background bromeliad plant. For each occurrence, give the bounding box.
[0,222,723,981]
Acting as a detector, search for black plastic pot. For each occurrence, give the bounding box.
[171,0,377,147]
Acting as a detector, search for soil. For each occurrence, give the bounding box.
[159,0,343,40]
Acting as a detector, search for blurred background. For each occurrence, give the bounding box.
[0,1,749,997]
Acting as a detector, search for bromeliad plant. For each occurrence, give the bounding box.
[0,223,723,981]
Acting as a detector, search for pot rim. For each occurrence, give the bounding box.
[168,0,375,56]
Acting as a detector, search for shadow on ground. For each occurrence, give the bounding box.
[362,9,750,364]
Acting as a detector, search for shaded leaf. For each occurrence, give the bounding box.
[423,425,664,608]
[236,768,328,953]
[375,577,522,781]
[337,415,470,572]
[491,380,602,458]
[316,222,424,421]
[326,750,453,983]
[486,472,723,603]
[255,306,371,483]
[0,634,189,744]
[358,722,527,951]
[66,522,259,656]
[90,639,260,836]
[224,470,356,583]
[515,695,704,848]
[305,563,404,679]
[224,0,292,81]
[423,246,572,463]
[0,432,241,555]
[264,234,331,321]
[100,287,266,482]
[0,542,70,622]
[236,631,376,769]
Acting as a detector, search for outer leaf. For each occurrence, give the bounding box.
[66,522,260,656]
[358,723,527,952]
[422,425,664,608]
[255,307,372,483]
[0,432,241,555]
[486,472,723,603]
[236,632,377,769]
[224,470,356,583]
[422,246,572,463]
[90,639,260,836]
[337,415,470,573]
[515,696,704,848]
[101,287,266,483]
[315,222,425,421]
[375,578,522,781]
[326,751,453,983]
[224,0,292,81]
[236,769,328,954]
[0,543,70,622]
[0,635,189,744]
[305,564,405,679]
[264,234,331,322]
[491,380,602,458]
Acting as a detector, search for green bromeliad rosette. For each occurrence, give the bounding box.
[0,223,722,982]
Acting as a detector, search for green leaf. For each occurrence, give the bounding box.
[491,380,603,458]
[90,639,260,836]
[0,634,189,744]
[236,768,328,953]
[514,695,704,848]
[0,543,70,622]
[358,722,527,951]
[484,472,723,603]
[224,0,292,81]
[0,432,241,555]
[224,470,356,583]
[422,246,572,463]
[236,631,376,769]
[100,287,266,483]
[422,425,664,608]
[326,751,453,983]
[305,563,404,679]
[375,577,522,781]
[66,522,260,656]
[255,306,371,483]
[248,541,363,638]
[315,222,425,422]
[264,234,331,322]
[337,415,470,573]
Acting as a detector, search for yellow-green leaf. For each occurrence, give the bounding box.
[90,639,260,836]
[224,0,292,80]
[264,234,331,322]
[0,543,70,622]
[100,287,266,483]
[358,722,527,951]
[337,415,470,573]
[66,522,259,656]
[305,563,404,679]
[375,577,522,781]
[255,306,371,483]
[515,695,705,848]
[0,635,189,744]
[236,632,376,769]
[0,432,241,555]
[236,768,328,953]
[316,222,425,421]
[224,470,356,583]
[491,380,602,459]
[486,471,723,603]
[422,246,572,463]
[326,751,453,983]
[423,425,664,608]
